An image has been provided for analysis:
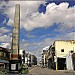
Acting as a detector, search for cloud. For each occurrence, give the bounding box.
[0,35,12,43]
[26,33,36,38]
[0,1,7,13]
[0,1,75,60]
[0,43,11,49]
[0,27,10,36]
[20,31,75,60]
[25,2,75,31]
[7,19,14,26]
[20,38,54,60]
[1,1,45,26]
[62,32,75,40]
[1,1,74,31]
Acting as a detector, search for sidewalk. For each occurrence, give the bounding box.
[28,65,35,71]
[43,67,75,73]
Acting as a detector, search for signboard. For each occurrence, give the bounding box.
[11,64,16,70]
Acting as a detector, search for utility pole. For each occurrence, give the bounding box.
[9,4,20,73]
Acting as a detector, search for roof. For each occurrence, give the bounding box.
[54,40,75,44]
[55,40,75,42]
[43,46,49,50]
[0,47,11,53]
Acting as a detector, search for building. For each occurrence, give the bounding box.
[34,56,37,65]
[25,53,28,64]
[42,46,49,67]
[19,50,37,67]
[72,53,75,70]
[48,40,75,70]
[19,49,25,65]
[48,45,55,69]
[27,53,32,67]
[31,55,37,65]
[0,47,11,69]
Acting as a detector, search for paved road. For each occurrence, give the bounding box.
[29,66,75,75]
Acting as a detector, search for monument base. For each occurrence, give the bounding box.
[9,60,21,73]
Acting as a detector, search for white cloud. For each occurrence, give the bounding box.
[0,43,11,49]
[1,1,75,60]
[7,19,14,26]
[6,2,75,31]
[2,1,45,26]
[62,32,75,40]
[0,27,10,35]
[1,1,75,31]
[26,33,36,38]
[0,35,12,43]
[20,38,54,60]
[20,31,75,60]
[0,27,12,45]
[0,1,7,9]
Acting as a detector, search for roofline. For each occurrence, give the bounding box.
[0,47,11,52]
[55,40,75,42]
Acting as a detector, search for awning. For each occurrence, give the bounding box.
[0,59,9,63]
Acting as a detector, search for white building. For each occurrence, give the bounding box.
[48,40,75,70]
[19,49,25,64]
[42,46,49,67]
[25,57,27,64]
[54,40,75,58]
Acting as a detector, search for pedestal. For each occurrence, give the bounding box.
[9,60,21,73]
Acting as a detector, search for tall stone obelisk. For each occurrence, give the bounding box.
[9,4,20,73]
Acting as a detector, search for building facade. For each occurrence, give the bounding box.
[0,47,11,69]
[19,49,25,65]
[48,40,75,70]
[32,55,37,65]
[42,47,49,68]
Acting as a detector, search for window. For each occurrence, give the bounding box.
[4,53,6,57]
[61,49,64,52]
[70,50,74,53]
[0,52,1,56]
[2,52,4,56]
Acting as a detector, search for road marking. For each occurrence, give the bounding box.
[29,67,35,72]
[40,67,43,74]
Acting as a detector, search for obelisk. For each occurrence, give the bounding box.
[9,4,20,73]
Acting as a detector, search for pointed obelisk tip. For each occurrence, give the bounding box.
[16,4,20,7]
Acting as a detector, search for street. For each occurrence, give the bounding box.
[29,66,75,75]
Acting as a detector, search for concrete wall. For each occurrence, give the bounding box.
[19,49,23,55]
[55,40,75,58]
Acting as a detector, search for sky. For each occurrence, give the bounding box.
[0,0,75,61]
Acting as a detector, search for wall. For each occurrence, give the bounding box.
[55,41,75,58]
